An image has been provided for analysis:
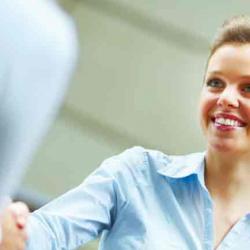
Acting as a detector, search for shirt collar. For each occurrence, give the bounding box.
[157,151,207,189]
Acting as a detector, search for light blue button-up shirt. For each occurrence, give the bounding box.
[26,147,250,250]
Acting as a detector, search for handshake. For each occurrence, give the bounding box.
[0,202,29,250]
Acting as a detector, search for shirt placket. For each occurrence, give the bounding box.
[196,163,214,250]
[202,189,214,250]
[216,215,250,250]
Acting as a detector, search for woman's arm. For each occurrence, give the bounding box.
[26,147,145,249]
[26,159,122,250]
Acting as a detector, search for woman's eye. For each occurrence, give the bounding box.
[242,85,250,93]
[206,79,224,88]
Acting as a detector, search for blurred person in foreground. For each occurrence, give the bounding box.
[26,13,250,250]
[0,0,77,249]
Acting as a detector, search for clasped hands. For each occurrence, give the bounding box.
[0,202,29,250]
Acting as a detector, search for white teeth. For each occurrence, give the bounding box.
[215,118,240,127]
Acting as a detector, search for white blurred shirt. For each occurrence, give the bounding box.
[0,0,78,208]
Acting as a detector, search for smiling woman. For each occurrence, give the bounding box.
[200,44,250,153]
[26,16,250,250]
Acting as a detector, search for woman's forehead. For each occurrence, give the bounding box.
[206,44,250,76]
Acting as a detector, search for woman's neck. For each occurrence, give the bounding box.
[205,149,250,201]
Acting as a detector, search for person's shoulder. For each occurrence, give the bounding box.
[99,146,170,176]
[114,147,205,174]
[115,146,148,165]
[100,146,147,170]
[96,147,204,187]
[102,147,203,169]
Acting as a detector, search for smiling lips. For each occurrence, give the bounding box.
[211,113,247,131]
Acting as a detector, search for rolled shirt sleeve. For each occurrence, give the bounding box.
[26,157,126,250]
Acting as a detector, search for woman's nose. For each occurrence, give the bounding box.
[216,87,240,108]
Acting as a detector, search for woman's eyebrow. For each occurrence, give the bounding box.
[206,70,223,75]
[239,75,250,80]
[204,70,223,80]
[206,71,250,81]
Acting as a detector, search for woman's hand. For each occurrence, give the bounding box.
[0,202,29,250]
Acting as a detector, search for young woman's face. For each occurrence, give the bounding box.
[199,44,250,153]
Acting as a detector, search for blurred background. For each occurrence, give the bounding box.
[17,0,250,249]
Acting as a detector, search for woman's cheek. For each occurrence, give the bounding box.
[199,95,215,130]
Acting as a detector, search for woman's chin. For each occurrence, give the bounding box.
[207,138,240,154]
